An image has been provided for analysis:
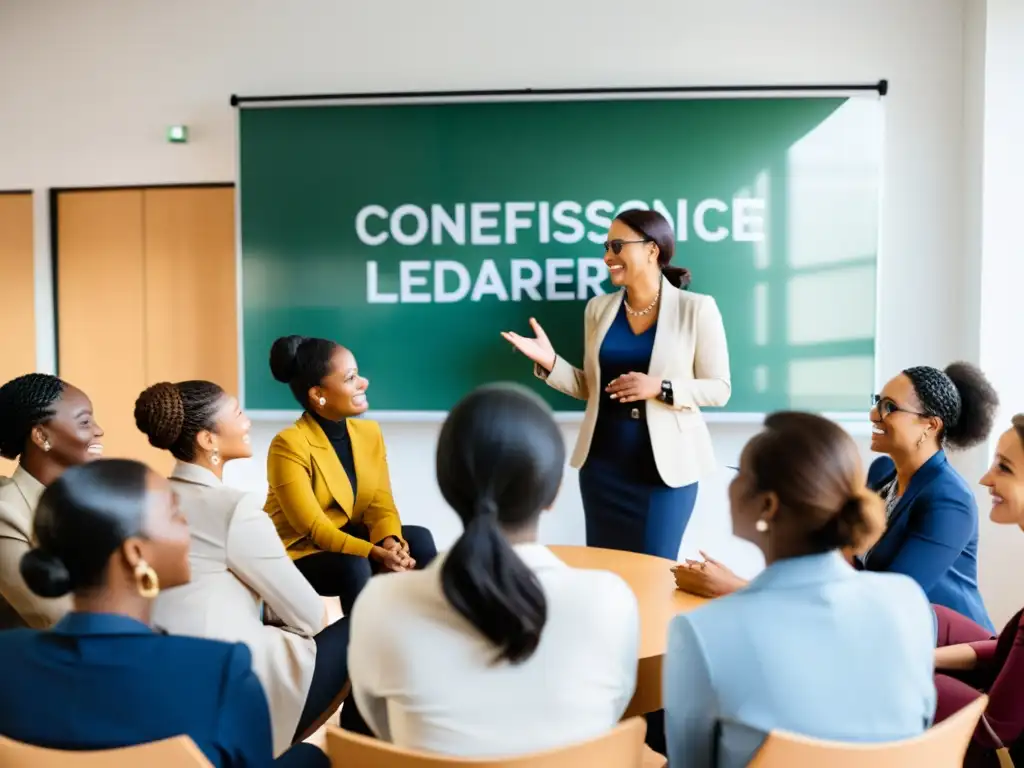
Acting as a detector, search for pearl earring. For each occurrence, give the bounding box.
[318,397,326,406]
[42,439,51,452]
[211,448,221,466]
[755,518,769,533]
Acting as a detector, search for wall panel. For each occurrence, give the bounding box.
[143,186,238,392]
[0,193,36,475]
[56,190,161,468]
[56,186,238,475]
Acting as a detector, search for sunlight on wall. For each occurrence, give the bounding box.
[788,264,876,344]
[788,356,875,411]
[786,99,883,269]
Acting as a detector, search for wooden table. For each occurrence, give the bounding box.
[548,545,707,717]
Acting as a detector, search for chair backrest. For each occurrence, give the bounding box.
[747,694,989,768]
[0,735,213,767]
[326,716,647,768]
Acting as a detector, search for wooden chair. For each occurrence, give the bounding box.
[0,735,212,767]
[747,694,989,767]
[326,716,647,768]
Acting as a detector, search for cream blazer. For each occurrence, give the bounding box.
[0,467,71,629]
[152,462,325,756]
[538,275,731,488]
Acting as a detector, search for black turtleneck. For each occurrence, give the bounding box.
[311,412,357,499]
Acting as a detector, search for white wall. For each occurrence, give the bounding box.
[972,0,1024,625]
[4,0,1019,620]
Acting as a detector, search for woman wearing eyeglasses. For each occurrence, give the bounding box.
[675,362,998,632]
[502,208,731,559]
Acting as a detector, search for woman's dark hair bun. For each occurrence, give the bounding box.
[810,489,884,553]
[943,361,998,450]
[20,548,73,598]
[134,382,185,450]
[269,336,307,383]
[661,264,692,290]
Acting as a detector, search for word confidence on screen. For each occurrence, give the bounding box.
[355,198,765,248]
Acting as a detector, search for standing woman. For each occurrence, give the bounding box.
[0,373,104,628]
[135,381,359,755]
[265,336,437,616]
[502,209,731,559]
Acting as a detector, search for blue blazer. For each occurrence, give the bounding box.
[859,451,993,632]
[0,612,275,767]
[664,552,936,768]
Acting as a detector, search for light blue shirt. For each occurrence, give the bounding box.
[664,551,936,768]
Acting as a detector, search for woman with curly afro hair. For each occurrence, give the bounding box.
[675,362,999,632]
[0,373,104,629]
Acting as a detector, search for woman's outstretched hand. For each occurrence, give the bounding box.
[671,551,748,598]
[502,318,556,372]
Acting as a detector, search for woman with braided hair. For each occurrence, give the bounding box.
[673,362,997,632]
[135,380,367,756]
[0,373,103,628]
[856,362,997,630]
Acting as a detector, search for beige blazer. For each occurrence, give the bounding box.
[0,467,71,629]
[538,275,731,488]
[152,462,324,756]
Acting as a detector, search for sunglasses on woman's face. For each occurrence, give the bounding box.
[871,394,927,419]
[602,238,650,256]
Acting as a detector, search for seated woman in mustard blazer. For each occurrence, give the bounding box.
[503,208,731,559]
[0,373,104,629]
[265,335,437,616]
[135,380,364,754]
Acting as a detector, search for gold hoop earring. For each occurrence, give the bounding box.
[211,448,221,466]
[916,433,927,448]
[134,560,160,599]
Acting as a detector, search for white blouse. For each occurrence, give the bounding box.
[349,543,640,757]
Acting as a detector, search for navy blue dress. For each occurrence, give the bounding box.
[578,303,699,559]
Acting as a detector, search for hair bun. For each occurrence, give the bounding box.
[269,336,308,384]
[661,264,692,290]
[942,361,998,450]
[20,548,73,598]
[134,382,185,449]
[810,488,884,553]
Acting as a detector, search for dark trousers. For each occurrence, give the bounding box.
[294,524,438,616]
[276,743,329,767]
[291,616,371,740]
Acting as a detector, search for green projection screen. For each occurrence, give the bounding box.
[238,94,883,415]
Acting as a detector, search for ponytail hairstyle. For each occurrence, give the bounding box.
[20,460,151,598]
[745,411,885,555]
[436,383,565,664]
[614,208,691,290]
